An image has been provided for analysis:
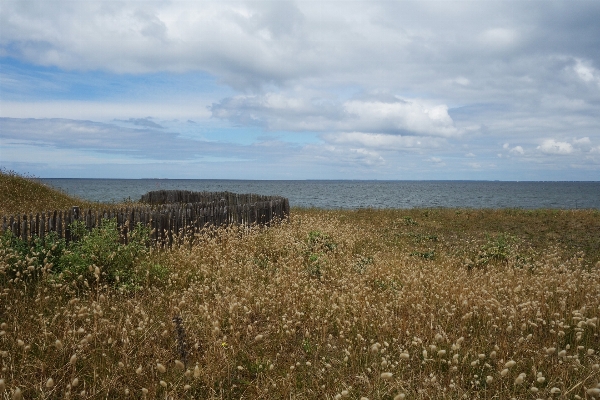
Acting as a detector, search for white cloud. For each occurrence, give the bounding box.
[537,139,574,155]
[211,94,460,137]
[573,59,600,86]
[510,145,524,155]
[2,1,600,179]
[343,100,459,137]
[573,137,591,145]
[322,132,443,150]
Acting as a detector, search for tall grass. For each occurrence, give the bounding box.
[0,177,599,398]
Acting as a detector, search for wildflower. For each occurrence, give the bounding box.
[54,340,63,350]
[486,376,493,384]
[586,388,600,396]
[0,379,4,391]
[156,363,166,373]
[45,378,54,388]
[558,350,566,357]
[70,354,77,364]
[381,372,393,380]
[72,378,79,387]
[400,352,410,359]
[394,394,406,400]
[504,360,516,368]
[175,360,185,370]
[546,347,556,355]
[160,381,167,388]
[194,365,201,377]
[550,387,561,394]
[500,368,509,377]
[136,366,143,375]
[255,334,264,341]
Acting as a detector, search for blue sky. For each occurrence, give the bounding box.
[1,1,600,180]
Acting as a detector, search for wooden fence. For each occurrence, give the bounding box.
[140,190,281,206]
[1,191,290,246]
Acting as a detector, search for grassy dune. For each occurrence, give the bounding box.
[0,175,599,399]
[0,170,130,216]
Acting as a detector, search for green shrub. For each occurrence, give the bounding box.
[58,218,152,289]
[0,230,65,285]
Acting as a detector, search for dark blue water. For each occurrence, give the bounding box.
[38,179,600,209]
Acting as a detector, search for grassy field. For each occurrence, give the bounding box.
[0,172,599,399]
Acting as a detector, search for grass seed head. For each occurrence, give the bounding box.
[12,387,22,400]
[381,372,393,380]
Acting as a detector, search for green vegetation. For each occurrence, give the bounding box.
[1,217,165,291]
[0,173,599,399]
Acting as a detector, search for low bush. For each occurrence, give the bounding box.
[0,218,164,291]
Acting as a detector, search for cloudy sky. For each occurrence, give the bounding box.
[1,0,600,180]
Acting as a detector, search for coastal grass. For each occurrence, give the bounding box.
[1,182,600,398]
[0,169,130,216]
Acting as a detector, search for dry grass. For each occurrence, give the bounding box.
[1,183,599,398]
[0,170,129,216]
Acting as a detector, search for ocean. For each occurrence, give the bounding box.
[39,179,600,209]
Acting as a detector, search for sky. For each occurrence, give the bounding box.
[1,1,600,180]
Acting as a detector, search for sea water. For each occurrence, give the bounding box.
[40,179,600,209]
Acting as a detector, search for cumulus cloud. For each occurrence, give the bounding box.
[537,139,574,155]
[535,137,597,156]
[211,94,460,138]
[510,146,524,155]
